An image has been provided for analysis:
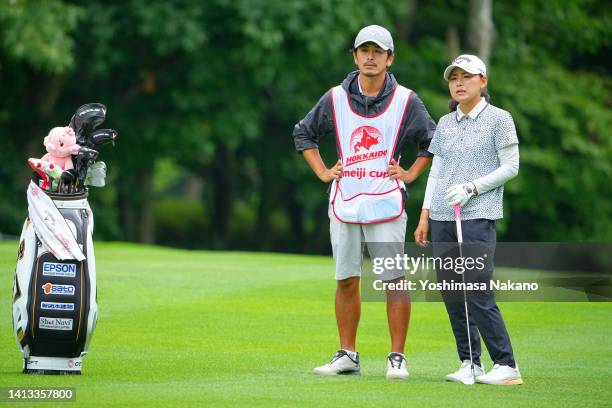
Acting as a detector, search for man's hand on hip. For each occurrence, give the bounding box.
[302,148,343,183]
[387,159,414,184]
[317,160,343,183]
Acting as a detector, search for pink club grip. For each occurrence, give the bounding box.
[454,203,461,219]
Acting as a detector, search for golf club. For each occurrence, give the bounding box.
[69,103,107,147]
[27,158,66,192]
[73,147,99,193]
[454,203,476,385]
[90,128,118,149]
[60,169,76,194]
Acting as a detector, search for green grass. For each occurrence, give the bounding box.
[0,241,611,407]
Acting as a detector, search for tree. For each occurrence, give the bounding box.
[1,0,609,248]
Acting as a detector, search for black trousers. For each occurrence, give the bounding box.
[430,219,516,368]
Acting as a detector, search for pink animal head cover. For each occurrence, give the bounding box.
[44,127,80,157]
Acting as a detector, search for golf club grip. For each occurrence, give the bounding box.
[454,204,463,244]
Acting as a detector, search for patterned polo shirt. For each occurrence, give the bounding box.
[428,98,519,221]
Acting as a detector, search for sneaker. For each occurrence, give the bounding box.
[445,360,485,383]
[313,350,360,375]
[476,364,523,385]
[386,352,409,380]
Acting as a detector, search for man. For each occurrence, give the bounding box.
[293,25,435,379]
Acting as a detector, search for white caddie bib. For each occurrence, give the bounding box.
[330,84,412,224]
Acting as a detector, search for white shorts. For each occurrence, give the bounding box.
[329,206,407,281]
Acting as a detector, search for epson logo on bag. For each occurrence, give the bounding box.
[39,317,73,331]
[43,262,77,277]
[41,283,75,296]
[41,301,75,311]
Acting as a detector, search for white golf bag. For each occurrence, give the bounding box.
[12,182,98,375]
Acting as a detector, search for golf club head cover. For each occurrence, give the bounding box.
[69,103,107,147]
[28,159,66,192]
[77,147,100,161]
[41,127,80,171]
[90,129,118,149]
[85,162,107,187]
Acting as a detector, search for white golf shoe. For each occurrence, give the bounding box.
[476,364,523,385]
[386,352,409,379]
[445,360,485,383]
[313,350,360,375]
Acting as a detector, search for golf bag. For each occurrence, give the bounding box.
[13,188,97,374]
[12,103,116,375]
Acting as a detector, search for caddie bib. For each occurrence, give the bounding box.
[330,84,412,224]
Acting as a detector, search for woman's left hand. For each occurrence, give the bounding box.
[445,182,477,206]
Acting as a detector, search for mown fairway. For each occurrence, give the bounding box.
[0,242,610,407]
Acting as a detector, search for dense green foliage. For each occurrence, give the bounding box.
[0,0,610,249]
[0,242,611,406]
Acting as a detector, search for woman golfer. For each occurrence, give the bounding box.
[414,54,523,385]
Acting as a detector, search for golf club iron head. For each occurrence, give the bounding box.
[61,169,77,183]
[461,367,476,385]
[72,147,100,193]
[60,169,77,194]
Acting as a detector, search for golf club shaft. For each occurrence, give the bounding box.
[454,204,475,381]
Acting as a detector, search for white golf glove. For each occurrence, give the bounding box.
[445,182,477,207]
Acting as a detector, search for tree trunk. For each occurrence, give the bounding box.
[184,174,204,200]
[138,169,155,244]
[117,164,155,243]
[284,181,304,251]
[467,0,496,64]
[396,0,418,44]
[211,143,234,248]
[255,170,271,250]
[446,25,461,61]
[117,174,137,241]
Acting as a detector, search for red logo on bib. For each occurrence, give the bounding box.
[350,126,381,153]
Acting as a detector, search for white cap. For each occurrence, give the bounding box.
[443,54,487,81]
[354,25,394,52]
